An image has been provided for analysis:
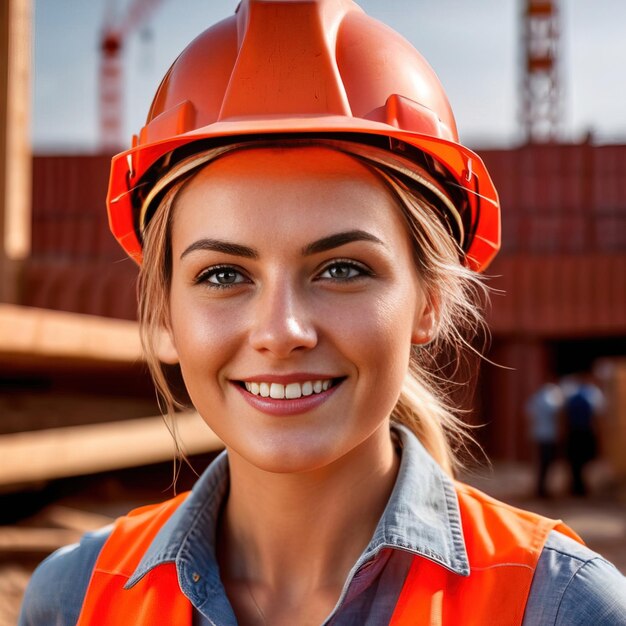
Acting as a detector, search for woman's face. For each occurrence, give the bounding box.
[164,147,434,474]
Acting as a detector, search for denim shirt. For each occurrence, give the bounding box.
[20,425,626,625]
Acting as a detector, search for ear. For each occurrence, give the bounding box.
[156,325,180,364]
[412,295,439,346]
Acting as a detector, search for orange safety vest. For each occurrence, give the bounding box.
[76,482,582,626]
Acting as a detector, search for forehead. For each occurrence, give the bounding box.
[171,146,410,248]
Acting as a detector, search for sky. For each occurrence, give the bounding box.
[33,0,626,153]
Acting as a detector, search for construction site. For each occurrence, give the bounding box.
[1,0,625,622]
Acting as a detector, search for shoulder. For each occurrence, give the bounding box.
[524,530,626,626]
[18,524,112,626]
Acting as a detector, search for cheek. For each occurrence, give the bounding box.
[321,289,415,379]
[168,291,248,386]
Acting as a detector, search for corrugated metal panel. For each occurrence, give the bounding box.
[30,155,119,261]
[486,254,626,336]
[479,143,625,255]
[478,339,551,461]
[26,154,138,319]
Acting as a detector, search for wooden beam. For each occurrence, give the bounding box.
[0,527,82,553]
[38,505,114,533]
[0,0,32,303]
[0,411,223,487]
[0,304,143,364]
[0,507,115,554]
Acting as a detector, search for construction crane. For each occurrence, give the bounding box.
[521,0,561,143]
[99,0,165,152]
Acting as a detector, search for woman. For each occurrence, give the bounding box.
[20,1,625,624]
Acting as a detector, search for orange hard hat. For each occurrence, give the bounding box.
[107,0,500,271]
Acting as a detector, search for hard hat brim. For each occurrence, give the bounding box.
[108,115,500,271]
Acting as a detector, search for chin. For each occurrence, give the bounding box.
[230,429,351,475]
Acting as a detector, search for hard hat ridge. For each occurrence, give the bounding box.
[223,0,356,119]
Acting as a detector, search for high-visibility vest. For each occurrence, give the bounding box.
[76,482,581,626]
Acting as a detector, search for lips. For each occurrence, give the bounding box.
[232,376,345,416]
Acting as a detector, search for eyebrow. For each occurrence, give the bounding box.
[180,229,385,261]
[302,230,386,255]
[181,239,259,260]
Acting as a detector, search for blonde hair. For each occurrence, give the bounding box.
[137,143,489,475]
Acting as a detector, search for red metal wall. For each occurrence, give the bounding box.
[478,143,626,459]
[22,145,626,459]
[23,155,138,319]
[481,143,626,256]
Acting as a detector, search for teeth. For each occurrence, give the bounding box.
[243,378,335,399]
[269,383,285,399]
[285,383,302,399]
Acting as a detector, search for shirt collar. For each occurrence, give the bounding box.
[367,424,469,575]
[126,423,469,590]
[125,450,230,592]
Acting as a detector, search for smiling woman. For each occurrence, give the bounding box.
[140,142,483,478]
[153,146,437,479]
[20,1,626,625]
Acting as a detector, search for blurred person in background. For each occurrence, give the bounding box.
[526,381,564,498]
[19,1,626,624]
[561,373,605,496]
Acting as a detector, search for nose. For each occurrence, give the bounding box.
[248,279,318,358]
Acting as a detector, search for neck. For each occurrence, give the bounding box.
[218,422,399,593]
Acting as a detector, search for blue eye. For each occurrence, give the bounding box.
[196,266,249,287]
[318,261,370,281]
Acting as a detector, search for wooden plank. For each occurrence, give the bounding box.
[0,527,82,553]
[0,411,223,486]
[0,506,113,556]
[0,304,143,363]
[39,506,113,533]
[0,0,32,304]
[0,564,31,626]
[3,0,31,260]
